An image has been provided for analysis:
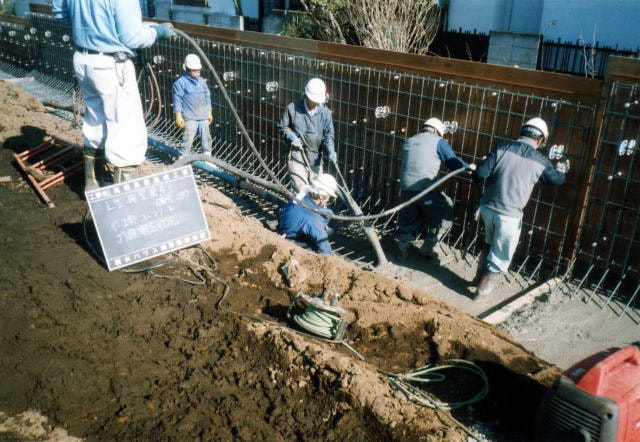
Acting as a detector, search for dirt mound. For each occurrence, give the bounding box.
[0,80,80,153]
[0,80,560,440]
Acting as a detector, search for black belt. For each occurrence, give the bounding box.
[76,46,115,56]
[76,47,131,62]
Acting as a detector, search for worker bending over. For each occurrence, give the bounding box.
[397,118,472,261]
[278,174,338,255]
[172,54,213,156]
[277,78,337,192]
[474,117,568,297]
[52,0,175,189]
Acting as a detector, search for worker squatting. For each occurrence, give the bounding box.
[52,0,568,299]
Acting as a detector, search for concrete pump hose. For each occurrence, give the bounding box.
[172,28,470,222]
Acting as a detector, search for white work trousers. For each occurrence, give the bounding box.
[73,52,147,167]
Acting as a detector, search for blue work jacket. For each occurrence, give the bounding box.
[52,0,156,56]
[277,98,335,153]
[278,196,333,255]
[172,73,212,121]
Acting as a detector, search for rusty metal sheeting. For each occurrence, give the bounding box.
[1,13,640,311]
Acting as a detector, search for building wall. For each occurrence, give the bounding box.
[540,0,640,49]
[152,0,259,29]
[447,0,640,50]
[447,0,543,34]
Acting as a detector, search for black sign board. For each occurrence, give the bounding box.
[86,166,211,271]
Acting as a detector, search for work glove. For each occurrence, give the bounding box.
[326,146,337,163]
[151,23,176,40]
[175,112,185,129]
[555,159,570,174]
[207,109,213,125]
[467,163,477,171]
[291,138,303,149]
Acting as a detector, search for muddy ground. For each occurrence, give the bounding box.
[0,80,563,441]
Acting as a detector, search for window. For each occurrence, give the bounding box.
[173,0,210,6]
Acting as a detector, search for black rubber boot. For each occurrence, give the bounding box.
[473,245,490,284]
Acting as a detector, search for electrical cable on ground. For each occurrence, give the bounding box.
[171,28,472,223]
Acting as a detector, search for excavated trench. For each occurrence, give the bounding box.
[0,80,560,440]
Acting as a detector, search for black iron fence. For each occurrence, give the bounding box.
[432,30,638,78]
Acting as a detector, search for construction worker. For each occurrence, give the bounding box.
[52,0,175,190]
[277,174,338,255]
[277,78,337,192]
[172,54,213,157]
[474,117,568,297]
[396,118,472,261]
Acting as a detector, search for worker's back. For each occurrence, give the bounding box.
[399,132,442,191]
[52,0,156,55]
[278,196,333,255]
[478,137,564,217]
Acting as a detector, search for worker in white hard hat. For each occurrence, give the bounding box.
[277,173,338,255]
[396,117,473,261]
[277,78,337,192]
[473,117,568,298]
[52,0,175,189]
[172,54,213,157]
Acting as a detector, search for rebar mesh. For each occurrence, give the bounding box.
[0,13,638,313]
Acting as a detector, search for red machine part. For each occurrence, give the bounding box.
[549,345,640,441]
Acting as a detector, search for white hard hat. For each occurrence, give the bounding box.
[311,173,337,198]
[522,117,549,141]
[183,54,202,71]
[423,117,445,136]
[304,78,327,104]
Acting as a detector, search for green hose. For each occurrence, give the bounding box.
[293,306,344,339]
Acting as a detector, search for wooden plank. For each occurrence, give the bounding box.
[483,277,563,324]
[29,4,52,14]
[606,56,640,82]
[168,20,603,103]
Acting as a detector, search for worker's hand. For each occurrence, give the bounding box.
[291,138,303,149]
[328,150,337,163]
[175,112,185,129]
[151,23,176,40]
[556,159,570,174]
[467,163,477,171]
[207,110,213,125]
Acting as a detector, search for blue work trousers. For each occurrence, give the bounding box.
[183,120,212,155]
[480,205,522,274]
[397,190,453,246]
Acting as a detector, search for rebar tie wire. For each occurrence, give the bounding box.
[172,28,471,223]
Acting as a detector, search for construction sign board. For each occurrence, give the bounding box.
[86,166,211,271]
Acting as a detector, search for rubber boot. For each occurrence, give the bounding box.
[418,240,439,260]
[94,150,112,186]
[473,245,490,284]
[113,166,138,184]
[397,239,411,262]
[83,146,100,192]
